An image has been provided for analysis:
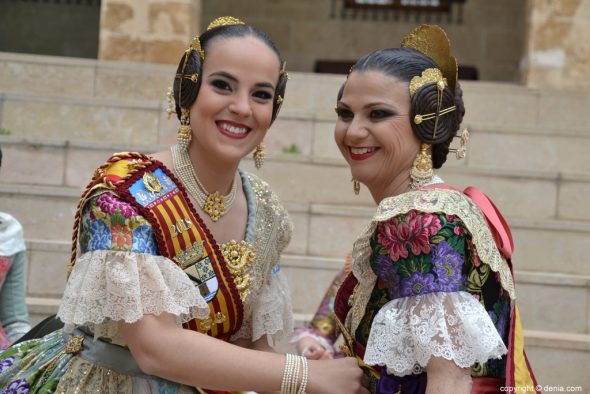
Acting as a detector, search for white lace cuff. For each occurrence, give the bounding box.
[231,267,293,346]
[364,291,507,376]
[58,250,210,340]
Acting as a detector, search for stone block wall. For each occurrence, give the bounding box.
[203,0,527,82]
[524,0,590,90]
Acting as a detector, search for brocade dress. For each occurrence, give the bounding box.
[0,155,293,394]
[335,187,522,394]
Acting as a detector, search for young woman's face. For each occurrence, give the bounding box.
[189,35,280,164]
[334,70,421,190]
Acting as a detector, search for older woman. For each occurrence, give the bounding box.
[0,17,367,394]
[331,25,539,394]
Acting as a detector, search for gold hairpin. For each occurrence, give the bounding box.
[413,106,457,125]
[175,73,199,83]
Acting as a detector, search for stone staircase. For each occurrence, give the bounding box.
[1,52,589,388]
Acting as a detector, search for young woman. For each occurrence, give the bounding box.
[0,17,367,394]
[330,25,539,394]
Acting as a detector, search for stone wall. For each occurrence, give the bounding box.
[202,0,527,82]
[523,0,590,90]
[98,0,202,64]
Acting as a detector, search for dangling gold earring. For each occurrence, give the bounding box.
[253,144,265,169]
[410,143,434,189]
[352,178,360,195]
[177,108,192,151]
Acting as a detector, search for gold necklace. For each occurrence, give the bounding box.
[171,144,237,222]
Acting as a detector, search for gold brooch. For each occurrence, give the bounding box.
[221,240,256,301]
[64,335,84,354]
[142,172,163,196]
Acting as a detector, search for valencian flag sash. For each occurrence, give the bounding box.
[69,153,243,342]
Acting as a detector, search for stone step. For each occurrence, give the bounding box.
[2,180,589,274]
[1,90,590,178]
[2,52,590,137]
[23,239,590,337]
[2,137,589,218]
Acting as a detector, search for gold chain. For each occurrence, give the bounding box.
[171,144,237,221]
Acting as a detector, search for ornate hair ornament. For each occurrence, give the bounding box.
[410,68,456,138]
[409,68,446,98]
[403,26,458,140]
[401,24,457,93]
[206,16,245,31]
[449,128,469,159]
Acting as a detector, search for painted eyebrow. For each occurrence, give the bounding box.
[209,71,276,90]
[337,101,393,109]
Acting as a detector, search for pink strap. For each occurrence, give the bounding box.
[463,186,514,260]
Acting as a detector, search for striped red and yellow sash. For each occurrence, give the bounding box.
[79,153,244,340]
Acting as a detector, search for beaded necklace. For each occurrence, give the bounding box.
[171,144,237,222]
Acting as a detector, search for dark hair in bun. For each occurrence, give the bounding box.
[342,47,465,169]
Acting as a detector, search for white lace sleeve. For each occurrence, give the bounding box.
[364,291,507,376]
[231,265,294,346]
[57,250,210,341]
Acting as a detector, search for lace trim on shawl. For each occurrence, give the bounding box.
[58,250,210,342]
[231,267,293,346]
[348,188,515,335]
[364,291,507,376]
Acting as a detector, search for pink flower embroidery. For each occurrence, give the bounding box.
[377,210,442,261]
[96,193,139,218]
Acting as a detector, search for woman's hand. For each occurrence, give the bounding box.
[307,357,369,394]
[425,357,472,394]
[296,336,333,360]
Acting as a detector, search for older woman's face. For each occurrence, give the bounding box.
[334,70,421,192]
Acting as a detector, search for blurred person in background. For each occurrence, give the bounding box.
[0,147,31,349]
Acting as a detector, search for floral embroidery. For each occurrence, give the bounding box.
[3,378,30,393]
[371,213,466,299]
[432,241,464,291]
[360,210,509,381]
[96,192,139,218]
[111,224,132,251]
[377,210,441,260]
[400,272,437,296]
[80,192,157,255]
[0,357,14,373]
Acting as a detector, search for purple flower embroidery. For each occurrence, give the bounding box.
[0,357,14,373]
[3,379,30,394]
[432,241,463,291]
[373,255,401,298]
[96,192,139,218]
[400,272,436,296]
